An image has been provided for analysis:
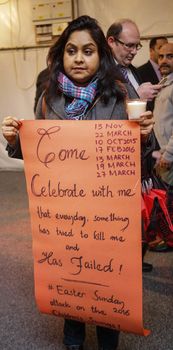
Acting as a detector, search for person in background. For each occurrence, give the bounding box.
[2,15,155,350]
[153,43,173,187]
[106,18,159,272]
[106,19,162,105]
[137,36,168,111]
[150,42,173,252]
[137,36,168,84]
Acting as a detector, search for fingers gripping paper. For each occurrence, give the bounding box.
[19,120,150,336]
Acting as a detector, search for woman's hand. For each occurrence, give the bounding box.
[137,111,154,142]
[158,156,172,170]
[1,116,22,146]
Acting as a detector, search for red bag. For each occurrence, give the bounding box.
[142,189,173,246]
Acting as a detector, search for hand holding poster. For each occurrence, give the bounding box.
[19,119,149,336]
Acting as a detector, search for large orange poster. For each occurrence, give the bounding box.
[19,119,149,336]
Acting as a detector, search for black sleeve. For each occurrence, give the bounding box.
[6,136,23,160]
[141,130,160,180]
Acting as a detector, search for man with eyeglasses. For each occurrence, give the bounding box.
[153,43,173,188]
[107,19,160,273]
[106,19,162,102]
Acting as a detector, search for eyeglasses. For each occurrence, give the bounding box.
[115,38,142,51]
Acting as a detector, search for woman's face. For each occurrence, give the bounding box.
[63,30,100,84]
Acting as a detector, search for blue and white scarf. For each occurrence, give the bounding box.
[58,72,98,119]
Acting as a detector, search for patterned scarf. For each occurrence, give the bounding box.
[57,72,98,119]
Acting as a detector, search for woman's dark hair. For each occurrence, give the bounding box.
[46,15,125,103]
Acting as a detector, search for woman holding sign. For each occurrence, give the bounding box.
[2,15,155,350]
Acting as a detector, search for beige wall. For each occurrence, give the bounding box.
[78,0,173,66]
